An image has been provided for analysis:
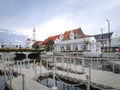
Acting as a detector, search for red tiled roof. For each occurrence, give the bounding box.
[35,41,43,46]
[42,35,60,45]
[63,28,81,40]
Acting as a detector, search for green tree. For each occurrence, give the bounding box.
[32,43,39,49]
[46,39,54,51]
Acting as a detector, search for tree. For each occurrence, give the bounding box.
[46,39,54,51]
[32,43,39,49]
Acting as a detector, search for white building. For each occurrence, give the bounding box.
[93,32,120,52]
[54,28,101,57]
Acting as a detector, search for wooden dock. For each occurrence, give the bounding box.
[6,75,50,90]
[56,63,120,90]
[0,60,51,90]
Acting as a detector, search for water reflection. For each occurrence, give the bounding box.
[40,78,85,90]
[0,75,5,90]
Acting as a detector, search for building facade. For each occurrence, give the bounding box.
[54,28,101,57]
[93,32,120,52]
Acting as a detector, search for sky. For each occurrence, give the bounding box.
[0,0,120,41]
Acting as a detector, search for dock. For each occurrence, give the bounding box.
[0,59,51,90]
[56,62,120,90]
[6,75,50,90]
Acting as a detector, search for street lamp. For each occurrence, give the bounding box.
[100,28,104,52]
[106,19,111,52]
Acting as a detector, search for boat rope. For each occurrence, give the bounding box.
[90,83,118,90]
[55,74,85,86]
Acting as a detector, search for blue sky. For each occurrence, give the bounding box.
[0,0,120,40]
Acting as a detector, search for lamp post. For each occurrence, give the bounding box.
[106,19,111,52]
[100,28,104,52]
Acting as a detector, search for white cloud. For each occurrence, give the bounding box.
[36,15,79,41]
[9,0,120,41]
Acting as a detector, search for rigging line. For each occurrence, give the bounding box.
[90,83,117,90]
[55,74,85,87]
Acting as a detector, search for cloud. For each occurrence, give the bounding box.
[36,15,79,40]
[1,0,120,41]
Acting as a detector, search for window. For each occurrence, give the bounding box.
[73,45,78,51]
[66,45,71,50]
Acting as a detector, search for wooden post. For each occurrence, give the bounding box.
[70,58,71,70]
[74,58,76,74]
[97,58,99,69]
[82,59,85,73]
[53,66,55,87]
[89,64,91,82]
[46,59,48,70]
[86,75,90,90]
[20,61,23,74]
[61,57,62,67]
[9,68,12,90]
[90,57,92,66]
[40,59,42,75]
[33,60,35,70]
[35,63,37,80]
[54,57,57,73]
[4,65,7,84]
[22,74,25,90]
[52,66,57,90]
[113,56,116,73]
[16,60,19,73]
[62,57,64,71]
[67,60,69,76]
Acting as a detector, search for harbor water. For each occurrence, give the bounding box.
[39,78,99,90]
[0,75,5,90]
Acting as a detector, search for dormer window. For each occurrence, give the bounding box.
[70,32,74,40]
[59,34,63,41]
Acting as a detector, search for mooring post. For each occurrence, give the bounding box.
[86,75,90,90]
[82,58,85,73]
[54,57,57,73]
[16,60,19,72]
[35,63,37,80]
[89,64,91,82]
[90,57,92,66]
[4,64,7,84]
[20,61,22,74]
[51,66,57,90]
[27,59,30,68]
[70,58,71,70]
[9,68,13,90]
[113,56,116,73]
[61,57,62,67]
[53,67,55,86]
[62,57,64,71]
[67,60,69,76]
[74,58,76,74]
[40,59,42,76]
[97,58,99,69]
[22,74,25,90]
[46,59,48,70]
[33,60,35,70]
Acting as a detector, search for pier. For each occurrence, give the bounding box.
[0,52,51,90]
[0,52,120,90]
[41,54,120,90]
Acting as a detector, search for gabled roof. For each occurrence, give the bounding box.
[42,35,60,45]
[63,28,86,40]
[35,41,43,46]
[93,32,113,40]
